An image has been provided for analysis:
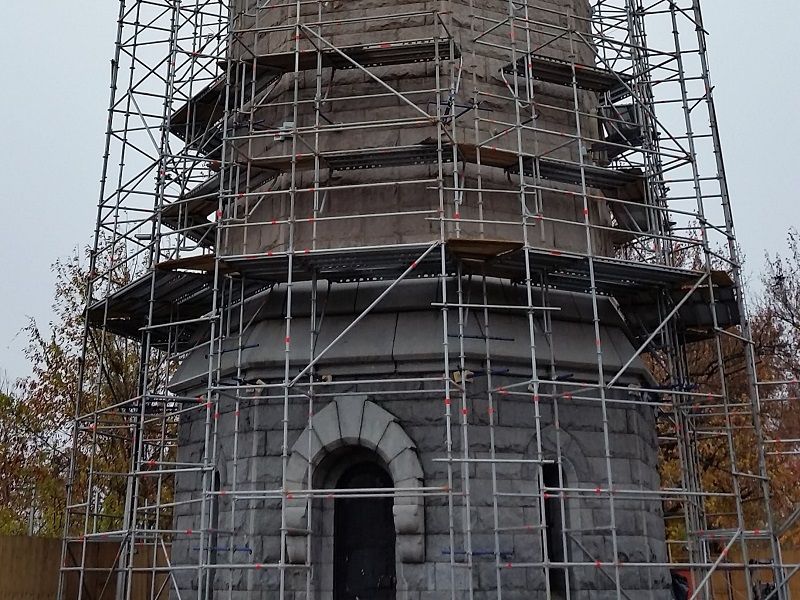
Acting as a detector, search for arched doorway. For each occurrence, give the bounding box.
[333,461,396,600]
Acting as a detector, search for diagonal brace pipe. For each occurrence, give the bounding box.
[763,563,800,600]
[298,24,435,121]
[288,241,441,388]
[607,272,709,389]
[689,529,741,600]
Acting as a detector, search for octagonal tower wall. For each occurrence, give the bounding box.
[220,0,616,257]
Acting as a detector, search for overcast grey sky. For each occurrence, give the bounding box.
[0,2,798,383]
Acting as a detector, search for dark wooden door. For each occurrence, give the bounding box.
[334,462,396,600]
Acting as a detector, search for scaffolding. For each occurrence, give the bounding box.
[59,0,797,598]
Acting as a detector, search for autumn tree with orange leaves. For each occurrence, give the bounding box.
[656,232,800,549]
[0,247,164,536]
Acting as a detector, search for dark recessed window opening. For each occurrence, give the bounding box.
[205,471,220,600]
[543,464,567,596]
[334,461,396,600]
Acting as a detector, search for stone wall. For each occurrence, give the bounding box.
[171,383,670,598]
[169,279,671,598]
[221,0,614,257]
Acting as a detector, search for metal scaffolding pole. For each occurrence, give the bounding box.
[59,1,795,599]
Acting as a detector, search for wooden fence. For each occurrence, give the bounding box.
[0,536,60,599]
[709,545,800,599]
[0,535,797,598]
[0,536,168,600]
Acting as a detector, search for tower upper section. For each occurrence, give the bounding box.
[170,0,646,259]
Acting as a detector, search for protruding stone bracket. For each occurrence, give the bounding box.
[284,396,425,563]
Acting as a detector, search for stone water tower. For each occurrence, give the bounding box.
[60,0,792,594]
[161,0,690,598]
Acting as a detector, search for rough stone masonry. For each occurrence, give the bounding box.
[169,0,672,597]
